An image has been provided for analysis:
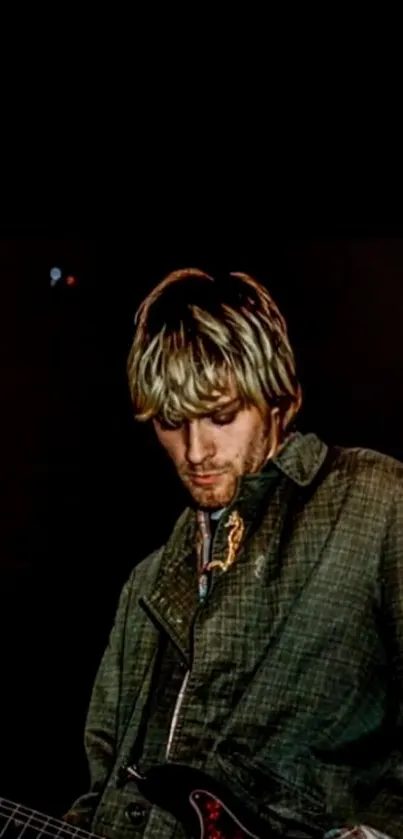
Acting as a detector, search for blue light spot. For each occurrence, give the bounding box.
[50,267,62,287]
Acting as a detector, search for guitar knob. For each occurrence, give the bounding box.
[124,803,147,826]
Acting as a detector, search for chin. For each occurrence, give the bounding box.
[182,473,237,510]
[190,487,235,510]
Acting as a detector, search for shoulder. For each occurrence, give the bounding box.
[329,445,403,509]
[332,444,403,486]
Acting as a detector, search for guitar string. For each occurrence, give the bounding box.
[0,799,375,839]
[0,814,84,839]
[0,816,88,839]
[0,801,96,839]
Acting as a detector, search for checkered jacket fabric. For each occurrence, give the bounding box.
[64,432,403,838]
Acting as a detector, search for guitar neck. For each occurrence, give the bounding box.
[0,797,98,839]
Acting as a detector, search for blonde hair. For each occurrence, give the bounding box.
[127,268,302,434]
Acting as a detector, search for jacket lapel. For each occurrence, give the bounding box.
[140,510,198,666]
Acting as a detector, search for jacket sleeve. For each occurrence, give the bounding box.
[347,480,403,839]
[62,570,135,828]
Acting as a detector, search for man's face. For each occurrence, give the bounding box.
[152,389,274,509]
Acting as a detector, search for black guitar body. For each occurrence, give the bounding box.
[128,762,324,839]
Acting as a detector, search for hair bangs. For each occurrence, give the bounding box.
[133,325,236,425]
[128,268,302,434]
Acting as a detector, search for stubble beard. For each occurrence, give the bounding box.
[180,422,272,510]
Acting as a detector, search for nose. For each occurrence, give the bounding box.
[186,421,215,466]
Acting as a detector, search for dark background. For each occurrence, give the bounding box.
[0,235,402,818]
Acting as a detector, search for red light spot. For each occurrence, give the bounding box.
[66,275,76,286]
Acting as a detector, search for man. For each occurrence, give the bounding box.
[64,269,403,838]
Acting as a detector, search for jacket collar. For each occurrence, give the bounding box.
[169,431,329,552]
[140,432,329,662]
[271,431,329,486]
[217,431,329,522]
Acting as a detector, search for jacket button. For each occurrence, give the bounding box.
[124,803,147,825]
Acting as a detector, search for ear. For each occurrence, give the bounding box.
[266,408,282,461]
[269,405,281,431]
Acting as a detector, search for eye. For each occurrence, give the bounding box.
[211,411,238,426]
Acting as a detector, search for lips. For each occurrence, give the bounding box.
[189,472,223,485]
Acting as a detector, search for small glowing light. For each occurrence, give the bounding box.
[66,275,76,286]
[50,266,62,287]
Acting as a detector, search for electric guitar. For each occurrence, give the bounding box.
[0,764,391,839]
[123,761,323,837]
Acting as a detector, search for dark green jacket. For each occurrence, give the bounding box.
[65,433,403,838]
